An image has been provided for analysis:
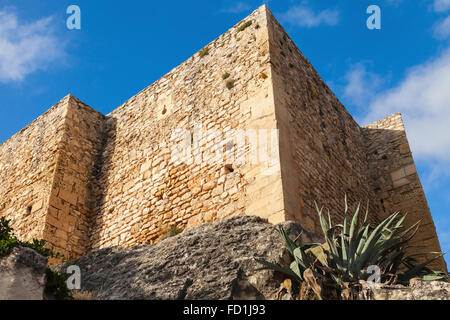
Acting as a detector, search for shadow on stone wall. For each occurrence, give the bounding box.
[362,125,447,272]
[86,116,117,252]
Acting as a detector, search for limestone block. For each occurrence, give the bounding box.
[393,178,410,188]
[404,164,416,176]
[0,246,47,300]
[58,189,77,206]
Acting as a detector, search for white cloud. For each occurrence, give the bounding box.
[433,15,450,39]
[219,2,252,14]
[342,63,383,108]
[0,8,64,83]
[434,0,450,12]
[279,2,339,28]
[363,47,450,164]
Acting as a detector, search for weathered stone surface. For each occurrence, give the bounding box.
[372,279,450,300]
[363,114,446,271]
[57,216,321,300]
[0,246,47,300]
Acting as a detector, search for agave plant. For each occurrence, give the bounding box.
[256,197,446,299]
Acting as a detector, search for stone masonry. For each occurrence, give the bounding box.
[0,6,446,271]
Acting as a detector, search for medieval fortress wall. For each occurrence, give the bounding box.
[0,97,69,243]
[265,11,382,233]
[0,6,446,270]
[0,96,105,258]
[89,7,282,250]
[363,114,444,264]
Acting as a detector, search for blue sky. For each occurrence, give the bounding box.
[0,0,449,266]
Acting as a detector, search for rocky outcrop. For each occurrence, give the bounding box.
[372,278,450,300]
[0,246,47,300]
[57,216,321,300]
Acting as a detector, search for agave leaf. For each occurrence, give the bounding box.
[422,274,448,281]
[290,260,303,280]
[316,205,329,236]
[376,222,420,257]
[293,247,309,270]
[328,209,334,230]
[402,252,446,279]
[255,259,302,281]
[349,203,361,241]
[342,203,349,268]
[422,269,449,281]
[278,227,298,256]
[382,250,405,275]
[357,212,400,267]
[395,221,420,242]
[353,224,370,272]
[362,212,398,255]
[325,226,341,264]
[341,232,348,271]
[392,214,407,230]
[307,243,329,267]
[348,204,361,269]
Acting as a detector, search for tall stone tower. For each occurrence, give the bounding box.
[0,6,446,271]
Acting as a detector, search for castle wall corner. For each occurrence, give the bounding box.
[42,96,106,259]
[363,113,447,272]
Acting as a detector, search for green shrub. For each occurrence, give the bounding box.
[45,268,71,300]
[256,197,447,300]
[0,216,13,241]
[222,72,230,80]
[238,20,252,32]
[167,225,183,237]
[226,80,235,90]
[0,217,59,258]
[199,47,209,58]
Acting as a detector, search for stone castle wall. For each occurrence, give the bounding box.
[0,96,105,259]
[88,7,284,251]
[0,97,70,243]
[0,6,446,270]
[265,9,381,233]
[43,97,105,258]
[363,114,445,270]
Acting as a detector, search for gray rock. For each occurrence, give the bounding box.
[372,278,450,300]
[0,246,47,300]
[58,215,321,300]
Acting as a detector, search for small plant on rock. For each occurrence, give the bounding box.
[0,217,56,257]
[238,20,253,32]
[226,80,235,90]
[167,225,183,237]
[45,268,71,300]
[199,47,209,58]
